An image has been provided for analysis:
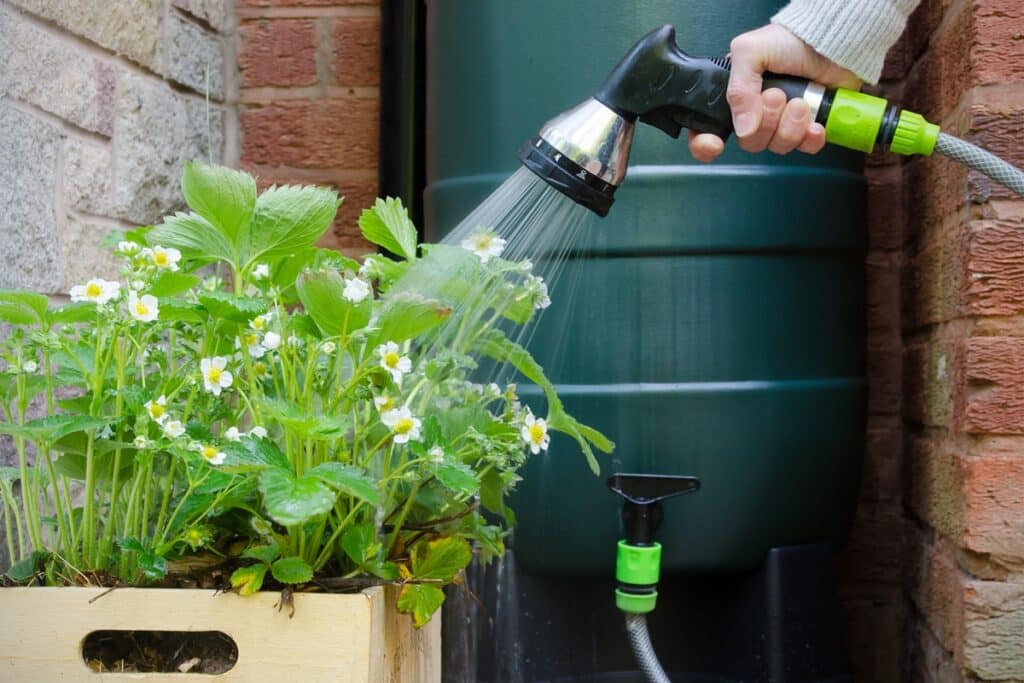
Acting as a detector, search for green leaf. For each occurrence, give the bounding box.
[435,462,479,497]
[243,184,341,265]
[230,563,267,596]
[480,469,514,526]
[271,556,313,584]
[49,302,97,324]
[0,414,110,443]
[0,291,48,320]
[6,551,48,583]
[295,270,371,337]
[259,468,336,526]
[306,462,382,505]
[221,437,290,473]
[241,544,282,565]
[257,399,350,442]
[397,583,446,628]
[358,198,418,260]
[148,211,234,264]
[367,560,400,580]
[0,304,39,325]
[182,160,257,245]
[341,523,377,565]
[198,291,268,323]
[118,538,166,580]
[410,536,472,582]
[158,299,207,323]
[149,271,201,297]
[368,293,451,346]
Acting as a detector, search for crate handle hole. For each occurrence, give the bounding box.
[81,630,238,675]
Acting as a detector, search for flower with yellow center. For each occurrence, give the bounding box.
[195,443,226,466]
[163,419,186,439]
[200,356,233,396]
[373,395,396,413]
[70,278,120,305]
[237,332,266,358]
[520,411,550,455]
[249,313,272,331]
[460,229,507,263]
[127,291,159,322]
[381,407,421,444]
[376,341,411,384]
[142,245,182,271]
[145,395,169,424]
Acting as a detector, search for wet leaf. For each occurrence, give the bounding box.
[396,583,445,628]
[435,462,479,496]
[306,462,381,505]
[410,536,472,582]
[259,468,335,527]
[182,160,256,246]
[295,270,371,337]
[358,198,417,260]
[230,563,267,596]
[271,556,313,584]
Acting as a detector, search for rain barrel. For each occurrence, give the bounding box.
[424,0,865,578]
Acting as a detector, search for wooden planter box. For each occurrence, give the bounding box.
[0,586,440,682]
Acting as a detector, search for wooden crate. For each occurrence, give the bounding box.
[0,586,440,682]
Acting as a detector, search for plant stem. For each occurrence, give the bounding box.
[385,480,423,556]
[0,481,23,560]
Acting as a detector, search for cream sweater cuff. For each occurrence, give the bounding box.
[771,0,919,84]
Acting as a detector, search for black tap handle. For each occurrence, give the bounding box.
[607,473,700,546]
[594,25,813,140]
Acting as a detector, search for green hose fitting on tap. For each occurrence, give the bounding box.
[822,87,939,156]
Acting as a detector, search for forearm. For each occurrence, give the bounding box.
[772,0,921,84]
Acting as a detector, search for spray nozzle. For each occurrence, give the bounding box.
[607,473,699,614]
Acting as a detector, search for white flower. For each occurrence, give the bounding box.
[145,395,169,424]
[98,424,114,440]
[127,291,159,322]
[428,446,445,464]
[343,277,371,303]
[130,279,146,291]
[381,407,422,444]
[359,256,381,279]
[21,360,38,374]
[461,230,507,263]
[250,426,268,439]
[521,411,550,455]
[118,241,140,256]
[527,275,551,310]
[133,436,150,449]
[70,278,120,305]
[224,427,242,442]
[237,332,266,359]
[377,342,411,384]
[251,263,270,280]
[143,245,182,271]
[163,420,186,439]
[286,335,302,348]
[195,443,226,466]
[249,313,272,332]
[374,395,396,413]
[320,341,336,355]
[263,332,281,351]
[200,356,233,395]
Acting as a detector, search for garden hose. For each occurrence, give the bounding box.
[624,612,671,683]
[520,25,1024,216]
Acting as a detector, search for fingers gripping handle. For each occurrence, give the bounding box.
[593,25,813,140]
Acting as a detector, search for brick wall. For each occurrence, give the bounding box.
[236,0,379,255]
[0,0,235,294]
[842,0,1024,679]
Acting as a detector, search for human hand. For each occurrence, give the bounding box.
[688,24,862,162]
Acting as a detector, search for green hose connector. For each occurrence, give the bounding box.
[890,110,940,156]
[824,89,887,153]
[616,540,661,614]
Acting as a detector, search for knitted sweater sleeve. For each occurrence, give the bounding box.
[771,0,921,84]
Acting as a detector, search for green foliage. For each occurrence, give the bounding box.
[0,162,612,631]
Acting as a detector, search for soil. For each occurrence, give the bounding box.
[82,630,238,674]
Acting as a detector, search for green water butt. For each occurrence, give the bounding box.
[424,0,865,574]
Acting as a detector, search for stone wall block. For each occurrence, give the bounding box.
[0,8,116,136]
[59,214,120,288]
[6,0,162,71]
[0,105,62,291]
[172,0,231,33]
[63,137,115,217]
[163,11,225,98]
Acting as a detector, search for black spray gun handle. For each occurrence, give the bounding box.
[593,24,813,141]
[593,24,932,156]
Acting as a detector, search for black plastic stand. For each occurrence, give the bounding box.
[442,543,851,682]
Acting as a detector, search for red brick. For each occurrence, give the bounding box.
[903,342,955,427]
[960,453,1024,560]
[331,16,380,86]
[838,497,905,584]
[861,420,902,502]
[866,165,904,250]
[836,585,905,682]
[972,0,1024,86]
[902,155,968,252]
[957,336,1024,433]
[909,618,964,683]
[866,252,901,339]
[964,105,1024,203]
[868,347,902,416]
[241,98,379,169]
[902,226,968,330]
[903,0,974,122]
[907,434,965,538]
[906,529,966,657]
[963,219,1024,315]
[239,19,318,88]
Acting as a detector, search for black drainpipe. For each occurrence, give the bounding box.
[379,0,426,232]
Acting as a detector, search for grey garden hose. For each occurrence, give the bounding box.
[624,612,671,683]
[936,133,1024,198]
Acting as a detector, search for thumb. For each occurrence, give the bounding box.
[726,43,766,138]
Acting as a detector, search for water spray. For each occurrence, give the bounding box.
[519,25,1024,217]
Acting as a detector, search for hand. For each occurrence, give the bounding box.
[688,24,863,162]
